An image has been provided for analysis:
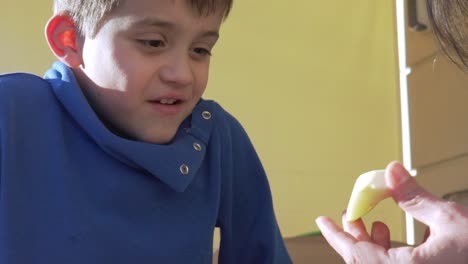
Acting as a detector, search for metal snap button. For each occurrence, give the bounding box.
[193,142,202,151]
[202,111,212,120]
[180,164,189,175]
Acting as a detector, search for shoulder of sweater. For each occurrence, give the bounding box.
[0,72,52,99]
[0,73,57,118]
[202,99,250,139]
[202,100,238,126]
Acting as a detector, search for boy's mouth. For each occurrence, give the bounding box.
[148,97,185,115]
[159,98,179,105]
[153,98,182,105]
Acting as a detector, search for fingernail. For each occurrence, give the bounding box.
[388,162,410,188]
[315,217,323,225]
[315,216,326,228]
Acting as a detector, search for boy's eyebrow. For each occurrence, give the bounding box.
[132,18,175,29]
[131,17,220,39]
[200,31,219,40]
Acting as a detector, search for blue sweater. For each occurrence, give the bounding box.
[0,62,292,264]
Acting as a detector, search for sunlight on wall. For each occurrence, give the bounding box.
[0,1,55,74]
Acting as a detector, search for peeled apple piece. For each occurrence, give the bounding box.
[345,170,391,222]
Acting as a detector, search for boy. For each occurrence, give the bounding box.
[0,0,292,263]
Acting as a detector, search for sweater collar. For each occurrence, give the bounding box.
[44,61,213,192]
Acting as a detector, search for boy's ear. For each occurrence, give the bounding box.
[45,15,82,68]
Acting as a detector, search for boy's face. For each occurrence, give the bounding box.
[74,0,224,144]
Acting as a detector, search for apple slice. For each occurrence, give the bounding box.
[345,170,391,222]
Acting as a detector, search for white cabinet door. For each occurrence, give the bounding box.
[396,0,468,244]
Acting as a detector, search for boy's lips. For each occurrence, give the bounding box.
[148,95,187,115]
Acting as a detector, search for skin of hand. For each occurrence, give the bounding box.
[315,161,468,264]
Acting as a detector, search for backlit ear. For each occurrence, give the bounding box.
[45,15,82,68]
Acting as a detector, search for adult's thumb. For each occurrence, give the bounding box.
[385,161,446,226]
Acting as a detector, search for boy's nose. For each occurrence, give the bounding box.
[159,55,194,88]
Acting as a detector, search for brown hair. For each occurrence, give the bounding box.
[427,0,468,69]
[53,0,233,37]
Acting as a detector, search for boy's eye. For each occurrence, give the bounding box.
[193,47,212,57]
[139,40,164,48]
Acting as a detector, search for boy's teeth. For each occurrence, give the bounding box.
[160,99,176,105]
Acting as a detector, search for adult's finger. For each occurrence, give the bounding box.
[342,212,370,241]
[385,161,447,226]
[371,221,390,250]
[315,216,358,258]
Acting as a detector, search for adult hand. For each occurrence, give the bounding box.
[315,161,468,263]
